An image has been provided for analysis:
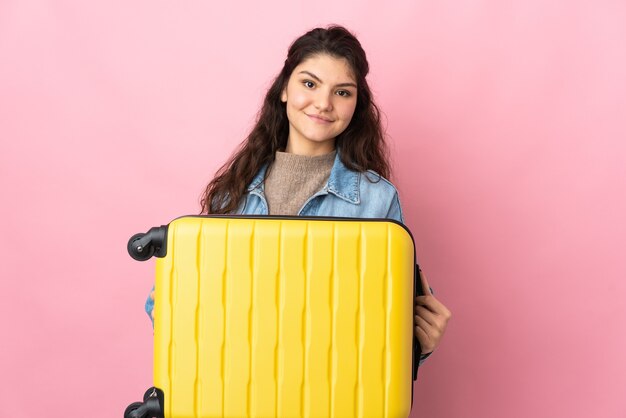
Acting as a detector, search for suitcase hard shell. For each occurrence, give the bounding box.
[129,215,419,418]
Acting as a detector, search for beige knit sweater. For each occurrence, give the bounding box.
[264,150,336,215]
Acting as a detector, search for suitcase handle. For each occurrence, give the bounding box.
[413,264,423,381]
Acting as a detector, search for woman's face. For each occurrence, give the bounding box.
[281,54,358,156]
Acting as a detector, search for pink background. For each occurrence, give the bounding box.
[1,1,625,417]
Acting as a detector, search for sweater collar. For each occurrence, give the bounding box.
[247,150,360,205]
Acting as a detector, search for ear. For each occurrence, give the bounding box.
[280,88,287,103]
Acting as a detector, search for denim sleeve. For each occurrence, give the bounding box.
[385,191,405,223]
[145,285,155,327]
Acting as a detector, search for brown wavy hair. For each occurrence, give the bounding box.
[200,25,390,214]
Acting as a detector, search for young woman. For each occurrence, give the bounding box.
[146,25,450,360]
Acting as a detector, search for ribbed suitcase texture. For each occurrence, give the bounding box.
[153,216,416,418]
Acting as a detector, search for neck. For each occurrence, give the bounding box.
[285,139,335,156]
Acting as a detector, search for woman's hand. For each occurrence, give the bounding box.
[414,269,451,354]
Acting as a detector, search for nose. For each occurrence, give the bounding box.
[314,90,333,111]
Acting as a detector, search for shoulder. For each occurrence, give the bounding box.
[316,153,404,222]
[360,170,400,198]
[355,170,404,223]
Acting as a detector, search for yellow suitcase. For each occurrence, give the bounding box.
[125,216,421,418]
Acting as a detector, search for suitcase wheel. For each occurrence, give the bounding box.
[124,387,163,418]
[127,233,155,261]
[123,401,144,418]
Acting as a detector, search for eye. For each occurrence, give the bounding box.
[336,90,352,97]
[303,80,315,89]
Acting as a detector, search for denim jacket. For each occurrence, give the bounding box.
[238,152,405,221]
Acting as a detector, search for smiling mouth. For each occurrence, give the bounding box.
[307,114,334,123]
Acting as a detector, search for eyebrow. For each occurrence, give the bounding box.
[298,71,357,89]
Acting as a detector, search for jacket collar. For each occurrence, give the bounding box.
[247,150,360,204]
